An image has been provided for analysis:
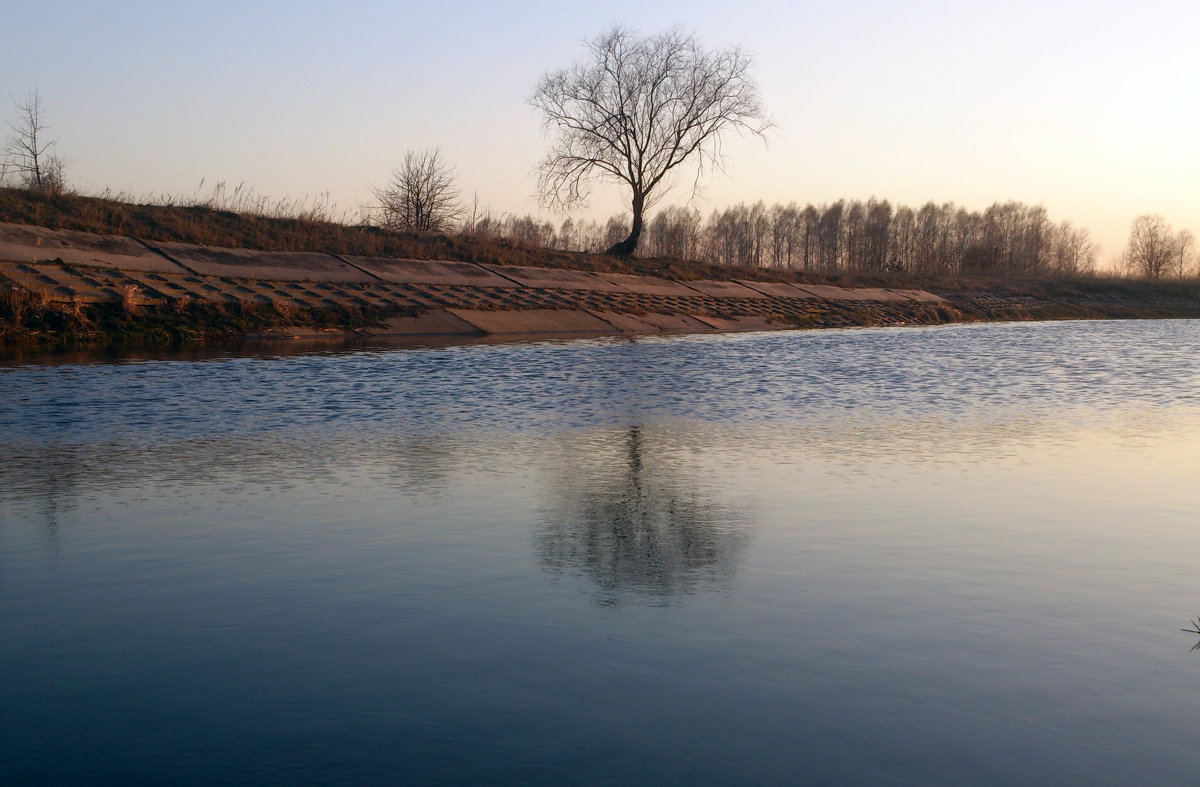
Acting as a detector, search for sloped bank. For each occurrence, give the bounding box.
[1,221,1197,350]
[0,222,960,348]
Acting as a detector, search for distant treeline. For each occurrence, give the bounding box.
[464,199,1102,277]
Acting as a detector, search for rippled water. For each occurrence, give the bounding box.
[3,321,1200,784]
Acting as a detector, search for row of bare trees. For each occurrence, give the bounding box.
[454,198,1103,277]
[693,199,1101,277]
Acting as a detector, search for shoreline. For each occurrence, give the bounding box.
[3,221,1199,351]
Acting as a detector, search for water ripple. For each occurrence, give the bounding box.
[3,321,1198,446]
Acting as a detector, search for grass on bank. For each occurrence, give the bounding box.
[4,185,1181,291]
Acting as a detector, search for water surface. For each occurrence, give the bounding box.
[3,321,1200,784]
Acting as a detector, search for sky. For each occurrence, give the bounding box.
[2,0,1197,264]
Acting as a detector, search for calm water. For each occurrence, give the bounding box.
[3,321,1200,784]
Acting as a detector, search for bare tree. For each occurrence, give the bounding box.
[602,215,631,251]
[1123,215,1175,279]
[1170,230,1196,278]
[862,199,892,271]
[1048,221,1098,275]
[532,26,769,256]
[372,148,461,233]
[5,90,66,192]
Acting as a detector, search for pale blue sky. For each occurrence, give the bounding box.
[2,1,1196,262]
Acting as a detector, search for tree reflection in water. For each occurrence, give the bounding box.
[0,446,80,555]
[538,425,749,605]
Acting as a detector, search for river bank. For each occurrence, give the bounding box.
[3,220,1199,350]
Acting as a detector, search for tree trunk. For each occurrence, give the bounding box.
[607,192,645,255]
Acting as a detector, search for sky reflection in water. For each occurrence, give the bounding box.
[2,320,1200,784]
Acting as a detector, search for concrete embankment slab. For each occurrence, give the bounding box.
[147,241,373,283]
[794,284,873,301]
[582,311,655,333]
[362,310,485,337]
[0,222,185,273]
[166,275,288,305]
[631,312,715,332]
[0,261,151,303]
[891,289,948,304]
[581,310,712,334]
[595,272,701,296]
[480,264,628,292]
[573,310,713,333]
[691,314,784,331]
[134,271,258,303]
[447,308,619,334]
[681,279,770,299]
[738,280,817,299]
[849,287,914,303]
[340,256,514,287]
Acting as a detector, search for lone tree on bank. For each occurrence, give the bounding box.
[373,148,461,233]
[532,27,769,255]
[5,90,66,193]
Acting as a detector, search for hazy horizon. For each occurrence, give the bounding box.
[2,1,1196,266]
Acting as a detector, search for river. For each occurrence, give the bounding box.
[3,320,1200,784]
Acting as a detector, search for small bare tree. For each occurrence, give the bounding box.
[373,148,461,233]
[5,90,65,193]
[532,27,769,255]
[1123,215,1175,279]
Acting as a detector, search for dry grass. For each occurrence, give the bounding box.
[3,186,1199,299]
[2,286,36,323]
[120,284,141,313]
[0,185,639,273]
